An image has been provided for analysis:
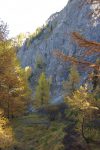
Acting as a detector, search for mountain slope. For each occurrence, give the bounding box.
[18,0,100,100]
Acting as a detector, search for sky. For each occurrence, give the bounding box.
[0,0,68,38]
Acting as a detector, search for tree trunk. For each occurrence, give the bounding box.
[41,96,44,105]
[7,98,10,118]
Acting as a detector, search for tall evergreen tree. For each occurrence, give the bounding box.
[35,72,50,107]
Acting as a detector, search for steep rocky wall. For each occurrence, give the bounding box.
[18,0,100,100]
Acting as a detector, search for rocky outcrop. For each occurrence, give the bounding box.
[18,0,100,100]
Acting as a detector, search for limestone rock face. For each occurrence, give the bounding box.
[18,0,100,100]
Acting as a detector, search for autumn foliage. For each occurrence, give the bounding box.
[53,32,100,70]
[35,72,50,107]
[0,21,31,118]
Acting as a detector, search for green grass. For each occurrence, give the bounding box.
[10,114,65,150]
[1,112,99,150]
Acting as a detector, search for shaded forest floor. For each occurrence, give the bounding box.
[0,113,100,150]
[7,114,65,150]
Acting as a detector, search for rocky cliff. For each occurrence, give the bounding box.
[18,0,100,101]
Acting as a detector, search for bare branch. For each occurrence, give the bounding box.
[72,32,100,56]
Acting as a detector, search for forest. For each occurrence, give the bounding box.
[0,0,100,150]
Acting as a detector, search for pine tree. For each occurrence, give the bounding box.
[35,72,50,107]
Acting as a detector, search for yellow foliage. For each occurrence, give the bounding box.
[65,85,98,111]
[35,72,50,107]
[0,36,31,118]
[0,111,15,149]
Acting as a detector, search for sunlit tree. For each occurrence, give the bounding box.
[65,85,99,143]
[35,72,50,107]
[0,20,31,118]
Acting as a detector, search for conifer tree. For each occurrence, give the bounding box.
[65,85,99,144]
[35,72,50,107]
[0,20,31,118]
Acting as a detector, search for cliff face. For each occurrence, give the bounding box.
[18,0,100,101]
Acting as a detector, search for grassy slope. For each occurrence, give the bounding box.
[11,114,65,150]
[0,113,99,150]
